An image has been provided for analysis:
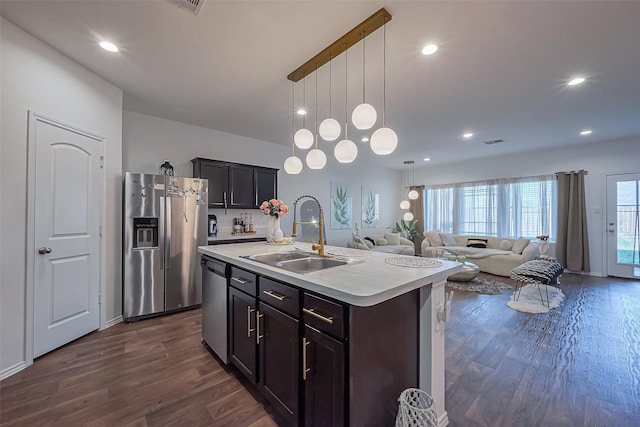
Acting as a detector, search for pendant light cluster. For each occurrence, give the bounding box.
[284,8,396,174]
[400,160,417,221]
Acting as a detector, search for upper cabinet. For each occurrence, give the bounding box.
[192,158,278,209]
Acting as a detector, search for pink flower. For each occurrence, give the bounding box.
[263,208,270,215]
[260,201,268,210]
[269,199,279,206]
[277,211,284,217]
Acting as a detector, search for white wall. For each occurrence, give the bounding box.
[123,110,403,246]
[0,18,123,375]
[413,136,640,276]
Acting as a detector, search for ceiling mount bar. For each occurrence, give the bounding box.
[286,8,392,82]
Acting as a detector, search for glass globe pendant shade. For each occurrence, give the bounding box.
[352,103,377,130]
[370,127,398,155]
[294,128,314,149]
[306,148,327,170]
[319,118,341,141]
[334,139,358,163]
[283,155,303,174]
[400,200,410,210]
[403,212,414,221]
[408,189,419,200]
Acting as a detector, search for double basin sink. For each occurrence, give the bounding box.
[242,250,359,274]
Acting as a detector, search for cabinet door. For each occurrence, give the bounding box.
[254,167,278,208]
[304,325,345,427]
[259,302,299,426]
[194,160,228,208]
[229,164,254,209]
[229,286,257,383]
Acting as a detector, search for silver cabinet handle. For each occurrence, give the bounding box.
[303,308,334,324]
[263,290,286,301]
[247,306,255,338]
[256,311,264,345]
[231,277,249,285]
[302,337,311,380]
[38,247,52,254]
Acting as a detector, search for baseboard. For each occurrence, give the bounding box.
[564,270,605,277]
[0,361,27,381]
[438,410,449,427]
[101,315,123,330]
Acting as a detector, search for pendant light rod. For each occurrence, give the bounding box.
[328,54,333,117]
[291,81,295,155]
[361,31,366,103]
[382,17,387,125]
[287,8,392,82]
[315,63,319,148]
[344,44,349,140]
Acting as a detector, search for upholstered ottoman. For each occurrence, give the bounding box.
[511,259,564,306]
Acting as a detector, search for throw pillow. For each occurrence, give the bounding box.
[512,237,530,254]
[363,239,374,249]
[384,233,401,246]
[467,238,488,248]
[364,236,376,246]
[499,239,513,250]
[440,233,457,246]
[352,236,371,250]
[375,237,389,246]
[423,230,443,247]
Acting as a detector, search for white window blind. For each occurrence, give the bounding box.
[424,175,557,239]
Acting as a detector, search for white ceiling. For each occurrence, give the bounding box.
[2,1,639,170]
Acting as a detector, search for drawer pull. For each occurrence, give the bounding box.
[247,306,255,338]
[263,290,286,301]
[256,311,264,345]
[231,276,249,285]
[303,308,334,324]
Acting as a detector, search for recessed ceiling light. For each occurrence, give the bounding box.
[568,77,585,86]
[361,136,369,142]
[421,44,438,56]
[462,132,473,138]
[99,41,119,52]
[423,158,431,162]
[296,109,307,116]
[580,129,592,135]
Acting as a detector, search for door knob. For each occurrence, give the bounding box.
[38,247,52,254]
[608,222,615,226]
[608,228,615,233]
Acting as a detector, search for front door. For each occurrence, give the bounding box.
[31,112,103,358]
[606,173,640,279]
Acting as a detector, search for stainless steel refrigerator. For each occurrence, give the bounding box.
[123,172,208,321]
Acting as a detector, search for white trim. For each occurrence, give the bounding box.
[438,411,450,427]
[101,316,123,330]
[0,361,27,381]
[26,111,106,365]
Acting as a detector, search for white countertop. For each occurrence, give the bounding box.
[207,230,267,242]
[199,242,462,307]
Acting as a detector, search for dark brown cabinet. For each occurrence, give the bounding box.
[192,158,277,209]
[259,302,299,426]
[228,286,257,383]
[303,325,345,427]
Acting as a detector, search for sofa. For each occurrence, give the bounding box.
[421,232,539,277]
[347,233,415,256]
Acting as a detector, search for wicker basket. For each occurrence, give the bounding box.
[395,388,438,427]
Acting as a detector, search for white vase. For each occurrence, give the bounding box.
[267,216,283,243]
[539,240,549,257]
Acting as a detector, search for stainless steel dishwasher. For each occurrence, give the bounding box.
[201,256,229,363]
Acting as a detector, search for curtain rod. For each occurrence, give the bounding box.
[554,170,589,175]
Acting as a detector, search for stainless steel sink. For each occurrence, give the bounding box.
[243,251,310,264]
[242,250,360,274]
[276,257,348,274]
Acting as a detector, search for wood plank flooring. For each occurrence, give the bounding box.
[1,273,639,426]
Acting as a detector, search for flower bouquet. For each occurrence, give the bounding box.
[260,199,290,243]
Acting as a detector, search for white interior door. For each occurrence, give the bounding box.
[606,173,640,279]
[31,113,103,358]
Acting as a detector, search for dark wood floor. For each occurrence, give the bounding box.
[1,273,639,426]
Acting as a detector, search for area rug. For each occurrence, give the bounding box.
[507,284,564,314]
[446,278,512,295]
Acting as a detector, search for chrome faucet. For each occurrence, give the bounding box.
[292,195,325,257]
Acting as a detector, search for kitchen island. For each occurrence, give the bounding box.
[199,242,462,426]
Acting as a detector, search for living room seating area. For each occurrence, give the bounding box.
[347,233,415,255]
[422,231,539,276]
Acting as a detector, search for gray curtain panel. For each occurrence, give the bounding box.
[556,170,590,271]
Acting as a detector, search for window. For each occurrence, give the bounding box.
[424,175,556,239]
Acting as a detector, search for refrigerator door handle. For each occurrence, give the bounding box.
[159,196,165,270]
[166,197,172,269]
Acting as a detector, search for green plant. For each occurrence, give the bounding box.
[394,218,418,240]
[332,185,350,226]
[363,191,377,225]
